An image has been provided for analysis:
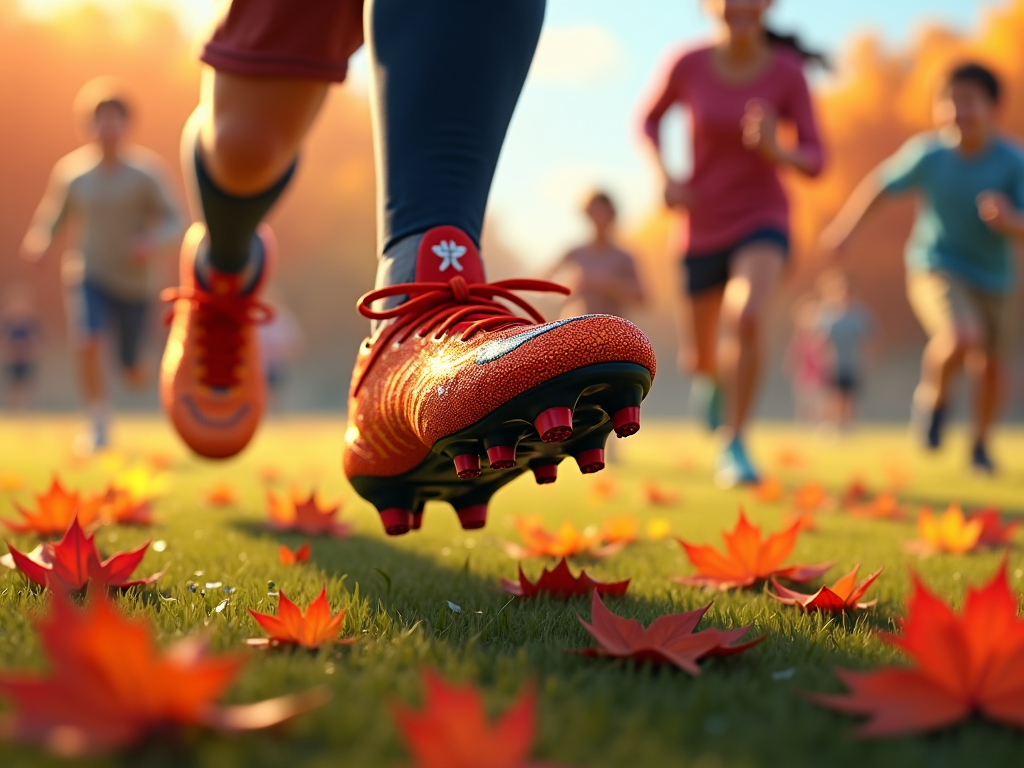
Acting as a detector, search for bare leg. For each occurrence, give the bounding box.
[78,339,104,406]
[969,350,1002,446]
[718,243,784,439]
[185,69,329,200]
[916,330,969,409]
[683,288,724,376]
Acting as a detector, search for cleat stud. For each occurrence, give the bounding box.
[486,445,517,470]
[379,508,413,536]
[453,453,481,479]
[532,464,558,485]
[575,448,605,474]
[612,406,641,439]
[535,407,574,443]
[456,505,488,530]
[410,512,424,531]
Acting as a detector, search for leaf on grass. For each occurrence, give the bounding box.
[645,518,673,541]
[278,543,311,566]
[247,588,355,649]
[4,478,97,536]
[500,558,629,599]
[675,510,832,590]
[4,516,163,591]
[266,490,350,537]
[95,488,153,526]
[840,477,870,507]
[392,670,561,768]
[205,482,237,506]
[572,591,762,674]
[849,493,905,520]
[752,477,785,503]
[642,482,679,507]
[0,588,327,755]
[811,561,1024,737]
[906,504,983,555]
[598,516,639,545]
[970,508,1019,548]
[792,483,829,512]
[504,517,620,560]
[769,564,882,612]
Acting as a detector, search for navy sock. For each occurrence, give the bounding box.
[193,149,295,274]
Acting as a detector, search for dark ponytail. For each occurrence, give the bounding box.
[765,28,830,70]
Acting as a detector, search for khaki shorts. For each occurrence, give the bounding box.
[907,271,1015,355]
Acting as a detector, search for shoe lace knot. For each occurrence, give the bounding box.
[161,286,274,389]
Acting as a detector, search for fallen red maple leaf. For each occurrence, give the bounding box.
[573,591,762,674]
[971,508,1019,547]
[675,511,832,590]
[279,543,311,566]
[5,478,97,536]
[811,561,1024,737]
[500,558,629,599]
[266,490,350,537]
[642,481,679,507]
[392,670,560,768]
[4,516,163,591]
[247,588,355,649]
[840,477,870,507]
[769,564,882,612]
[0,588,328,755]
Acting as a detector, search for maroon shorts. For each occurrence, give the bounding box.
[201,0,365,83]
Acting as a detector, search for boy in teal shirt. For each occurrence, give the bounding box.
[822,63,1024,473]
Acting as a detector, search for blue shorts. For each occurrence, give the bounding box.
[69,280,150,369]
[682,229,790,296]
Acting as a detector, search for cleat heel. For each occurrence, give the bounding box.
[534,407,574,443]
[612,406,641,438]
[575,448,605,474]
[379,508,413,536]
[486,445,517,470]
[456,505,488,530]
[453,453,481,479]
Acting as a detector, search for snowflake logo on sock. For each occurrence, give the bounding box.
[431,240,467,272]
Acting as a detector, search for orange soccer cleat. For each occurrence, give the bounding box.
[160,223,274,459]
[344,226,657,535]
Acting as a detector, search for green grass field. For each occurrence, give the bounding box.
[1,416,1023,768]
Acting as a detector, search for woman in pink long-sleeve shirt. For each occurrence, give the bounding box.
[642,0,825,487]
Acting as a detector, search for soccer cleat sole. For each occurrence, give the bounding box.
[349,362,651,535]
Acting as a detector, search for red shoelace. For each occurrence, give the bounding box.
[161,286,273,389]
[354,274,570,394]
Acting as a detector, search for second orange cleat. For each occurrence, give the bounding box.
[344,226,657,535]
[160,223,274,459]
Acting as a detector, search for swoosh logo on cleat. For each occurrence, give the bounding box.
[182,395,251,428]
[475,316,588,365]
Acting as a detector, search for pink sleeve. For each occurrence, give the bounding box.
[642,55,686,148]
[783,68,825,177]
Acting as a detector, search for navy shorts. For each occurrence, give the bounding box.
[682,229,790,296]
[831,371,859,395]
[69,280,150,369]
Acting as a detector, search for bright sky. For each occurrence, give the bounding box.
[21,0,1003,267]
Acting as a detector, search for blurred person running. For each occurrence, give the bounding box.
[642,0,825,486]
[814,270,874,433]
[20,79,182,452]
[550,190,645,319]
[822,63,1024,474]
[160,0,656,535]
[1,282,42,412]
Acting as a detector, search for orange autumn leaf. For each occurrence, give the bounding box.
[599,515,639,545]
[392,671,558,768]
[144,452,176,471]
[793,483,829,512]
[645,517,673,541]
[642,481,679,507]
[753,477,785,503]
[906,505,983,555]
[589,477,618,503]
[247,588,354,649]
[0,589,328,755]
[205,482,237,507]
[96,488,153,527]
[775,448,806,470]
[4,478,97,536]
[782,512,817,532]
[769,564,882,612]
[850,493,905,520]
[812,562,1024,737]
[500,558,629,599]
[504,517,619,559]
[573,591,763,674]
[971,508,1019,548]
[675,511,832,590]
[278,543,311,566]
[266,490,350,538]
[4,516,163,591]
[841,477,870,507]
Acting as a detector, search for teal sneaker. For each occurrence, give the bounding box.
[715,438,760,488]
[689,375,722,432]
